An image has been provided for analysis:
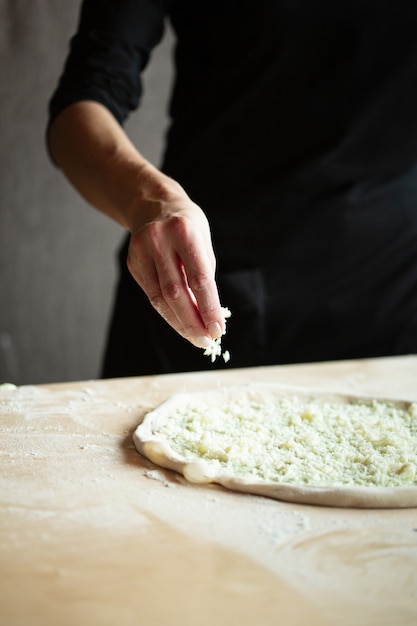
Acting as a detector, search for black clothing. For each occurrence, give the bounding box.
[49,0,417,376]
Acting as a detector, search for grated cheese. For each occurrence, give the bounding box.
[203,307,232,363]
[155,395,417,487]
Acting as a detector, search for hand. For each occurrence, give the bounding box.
[127,188,226,348]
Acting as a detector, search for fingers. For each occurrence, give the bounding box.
[127,213,225,347]
[168,213,226,339]
[179,243,225,339]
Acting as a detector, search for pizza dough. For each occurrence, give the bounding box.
[133,384,417,508]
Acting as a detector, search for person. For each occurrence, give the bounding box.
[48,1,417,378]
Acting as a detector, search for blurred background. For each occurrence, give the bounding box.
[0,0,174,385]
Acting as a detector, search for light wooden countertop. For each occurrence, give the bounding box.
[1,356,417,626]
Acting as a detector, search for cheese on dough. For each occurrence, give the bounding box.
[155,395,417,488]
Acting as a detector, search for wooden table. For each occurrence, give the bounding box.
[1,356,417,626]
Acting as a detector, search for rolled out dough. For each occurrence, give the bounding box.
[133,384,417,508]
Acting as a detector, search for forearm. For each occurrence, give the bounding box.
[47,100,185,233]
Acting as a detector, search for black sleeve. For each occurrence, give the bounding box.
[48,0,169,126]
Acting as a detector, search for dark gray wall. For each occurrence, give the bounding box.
[0,1,174,384]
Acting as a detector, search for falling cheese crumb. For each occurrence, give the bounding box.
[203,307,232,363]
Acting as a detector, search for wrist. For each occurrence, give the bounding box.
[126,163,192,234]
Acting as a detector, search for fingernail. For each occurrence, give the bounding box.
[194,335,213,349]
[207,322,222,339]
